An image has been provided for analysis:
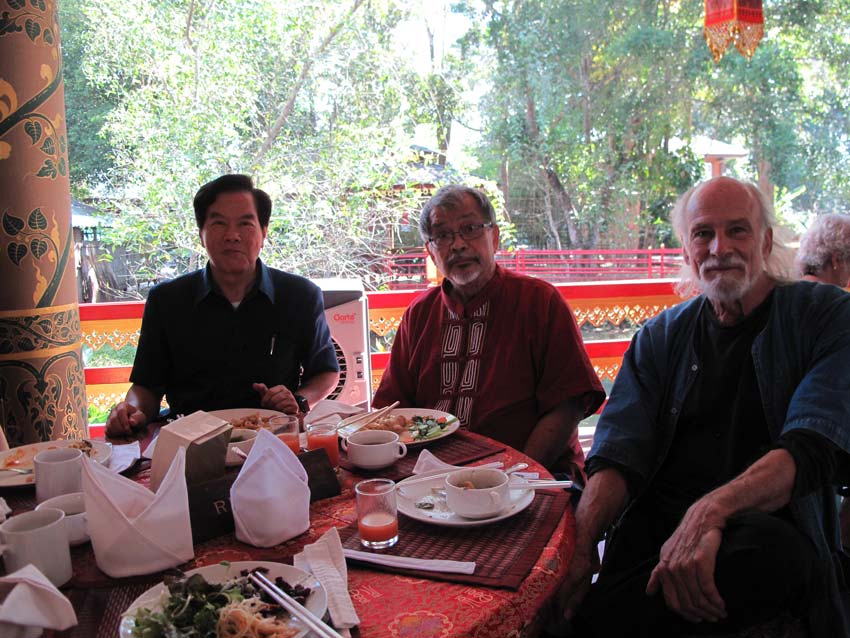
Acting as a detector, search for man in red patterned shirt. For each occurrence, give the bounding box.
[372,185,604,481]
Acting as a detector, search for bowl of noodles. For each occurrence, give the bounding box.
[120,561,327,638]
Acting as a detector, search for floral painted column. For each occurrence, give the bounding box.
[0,0,88,445]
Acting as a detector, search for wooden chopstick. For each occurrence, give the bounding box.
[336,401,400,432]
[249,571,344,638]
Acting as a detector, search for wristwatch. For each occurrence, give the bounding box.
[294,394,310,414]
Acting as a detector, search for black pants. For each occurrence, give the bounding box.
[572,512,819,638]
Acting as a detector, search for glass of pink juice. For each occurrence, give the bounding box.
[355,478,398,549]
[270,415,301,456]
[306,423,340,468]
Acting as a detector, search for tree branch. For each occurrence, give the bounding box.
[251,0,367,169]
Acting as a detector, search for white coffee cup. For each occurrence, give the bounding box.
[34,448,83,503]
[342,430,407,470]
[445,468,511,519]
[36,491,88,546]
[0,508,73,586]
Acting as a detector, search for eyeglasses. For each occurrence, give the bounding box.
[428,222,493,248]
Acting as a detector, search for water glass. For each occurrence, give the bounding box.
[355,478,398,549]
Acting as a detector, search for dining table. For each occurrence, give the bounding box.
[3,429,576,638]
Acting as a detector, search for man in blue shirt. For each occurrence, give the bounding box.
[106,174,339,437]
[556,177,850,636]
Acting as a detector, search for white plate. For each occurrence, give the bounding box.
[337,408,460,447]
[0,440,112,488]
[119,561,327,638]
[208,408,288,429]
[396,470,535,527]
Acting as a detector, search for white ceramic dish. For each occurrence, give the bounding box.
[36,491,88,545]
[337,408,460,447]
[119,561,327,638]
[208,408,288,429]
[396,469,534,527]
[224,428,259,467]
[0,440,111,488]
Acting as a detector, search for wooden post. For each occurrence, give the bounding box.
[0,1,89,445]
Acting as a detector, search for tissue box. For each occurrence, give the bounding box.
[150,411,232,491]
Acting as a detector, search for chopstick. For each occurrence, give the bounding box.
[335,401,400,433]
[249,571,345,638]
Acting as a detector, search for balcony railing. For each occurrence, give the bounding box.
[80,278,684,436]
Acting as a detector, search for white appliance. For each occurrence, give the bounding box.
[314,278,372,409]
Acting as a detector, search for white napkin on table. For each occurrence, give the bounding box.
[411,449,503,475]
[0,498,11,524]
[0,564,77,637]
[81,447,194,578]
[304,399,363,428]
[231,429,310,547]
[293,527,359,630]
[108,440,141,473]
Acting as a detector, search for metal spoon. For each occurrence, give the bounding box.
[0,467,32,475]
[504,462,529,475]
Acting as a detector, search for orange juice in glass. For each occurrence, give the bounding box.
[269,415,301,456]
[355,478,398,549]
[306,423,339,468]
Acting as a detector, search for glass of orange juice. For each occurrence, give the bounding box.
[269,415,301,456]
[355,478,398,549]
[306,423,340,469]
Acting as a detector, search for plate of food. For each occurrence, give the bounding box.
[208,408,288,431]
[0,439,112,488]
[119,561,327,638]
[337,408,459,447]
[395,470,535,527]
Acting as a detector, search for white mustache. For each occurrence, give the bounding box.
[447,256,480,267]
[700,256,746,274]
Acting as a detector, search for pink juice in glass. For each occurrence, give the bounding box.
[358,511,398,544]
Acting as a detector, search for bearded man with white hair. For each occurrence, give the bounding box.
[554,176,850,637]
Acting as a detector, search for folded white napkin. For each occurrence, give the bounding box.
[0,564,77,636]
[342,548,476,574]
[293,527,359,629]
[0,498,11,524]
[81,447,194,577]
[411,449,503,475]
[109,441,141,473]
[231,429,310,547]
[304,399,362,428]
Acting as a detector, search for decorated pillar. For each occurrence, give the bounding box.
[0,1,88,445]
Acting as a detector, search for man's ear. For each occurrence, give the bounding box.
[199,229,205,248]
[425,239,435,262]
[682,247,691,266]
[762,227,773,259]
[492,224,500,250]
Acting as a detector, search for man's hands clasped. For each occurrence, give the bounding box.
[252,382,299,414]
[646,497,728,624]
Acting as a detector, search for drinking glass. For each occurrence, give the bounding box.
[306,423,340,469]
[269,415,301,456]
[355,478,398,549]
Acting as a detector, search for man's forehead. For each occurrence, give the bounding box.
[209,191,257,215]
[686,182,760,227]
[429,197,484,226]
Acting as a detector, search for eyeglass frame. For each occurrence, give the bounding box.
[427,222,495,248]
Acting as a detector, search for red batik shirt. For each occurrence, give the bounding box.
[373,266,605,480]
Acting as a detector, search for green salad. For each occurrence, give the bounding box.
[131,566,310,638]
[409,415,456,441]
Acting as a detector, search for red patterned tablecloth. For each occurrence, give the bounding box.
[25,432,574,638]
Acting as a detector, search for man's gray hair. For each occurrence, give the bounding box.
[670,177,794,297]
[796,214,850,277]
[419,185,497,242]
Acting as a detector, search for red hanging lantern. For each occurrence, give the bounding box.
[704,0,764,62]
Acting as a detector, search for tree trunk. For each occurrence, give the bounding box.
[757,159,774,208]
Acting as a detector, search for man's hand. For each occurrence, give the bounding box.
[105,402,149,438]
[646,497,727,623]
[253,383,299,414]
[558,545,596,621]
